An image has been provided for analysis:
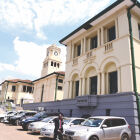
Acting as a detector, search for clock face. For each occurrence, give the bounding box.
[54,51,58,56]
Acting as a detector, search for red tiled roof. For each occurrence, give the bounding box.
[0,79,33,85]
[7,79,32,83]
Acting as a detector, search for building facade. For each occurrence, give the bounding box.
[0,79,34,105]
[60,0,140,99]
[33,45,65,102]
[22,0,140,139]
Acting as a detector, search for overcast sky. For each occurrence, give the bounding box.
[0,0,139,84]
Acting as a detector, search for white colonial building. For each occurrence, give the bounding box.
[60,0,140,99]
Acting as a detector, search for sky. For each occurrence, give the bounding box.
[0,0,138,84]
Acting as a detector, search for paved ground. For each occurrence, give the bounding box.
[0,123,50,140]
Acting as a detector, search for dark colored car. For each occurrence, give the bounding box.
[9,111,37,125]
[21,111,48,130]
[7,111,24,123]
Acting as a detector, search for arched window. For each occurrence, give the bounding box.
[54,62,56,67]
[51,61,53,66]
[57,63,60,68]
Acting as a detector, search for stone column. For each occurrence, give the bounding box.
[101,27,104,45]
[81,39,83,55]
[117,67,121,92]
[71,44,74,59]
[82,78,86,96]
[69,81,72,99]
[97,73,101,95]
[101,72,105,94]
[115,18,119,39]
[83,37,86,53]
[79,78,82,96]
[97,29,100,47]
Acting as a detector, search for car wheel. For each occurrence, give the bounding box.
[121,133,129,140]
[15,120,19,126]
[89,136,99,140]
[25,123,30,130]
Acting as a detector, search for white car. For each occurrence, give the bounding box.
[3,110,24,123]
[0,111,14,122]
[40,117,85,138]
[63,116,131,140]
[3,111,17,123]
[28,116,58,133]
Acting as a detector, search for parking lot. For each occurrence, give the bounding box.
[0,123,50,140]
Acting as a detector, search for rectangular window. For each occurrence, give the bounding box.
[23,85,26,92]
[58,86,63,90]
[74,44,81,58]
[90,76,97,95]
[90,36,98,50]
[11,86,16,92]
[75,81,79,97]
[58,79,63,83]
[106,109,111,116]
[27,86,32,93]
[108,26,116,42]
[109,71,118,94]
[138,24,140,40]
[77,45,81,57]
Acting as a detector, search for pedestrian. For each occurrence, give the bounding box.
[54,113,64,140]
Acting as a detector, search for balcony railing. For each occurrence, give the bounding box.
[86,51,92,58]
[73,58,78,65]
[104,41,113,53]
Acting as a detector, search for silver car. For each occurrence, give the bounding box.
[64,116,131,140]
[28,116,58,133]
[40,117,85,138]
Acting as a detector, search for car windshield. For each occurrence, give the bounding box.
[63,118,73,124]
[82,118,103,127]
[41,117,54,122]
[7,112,13,115]
[33,112,45,118]
[19,112,25,116]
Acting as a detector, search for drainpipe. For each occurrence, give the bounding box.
[54,73,59,101]
[127,1,140,132]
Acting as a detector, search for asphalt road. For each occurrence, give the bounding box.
[0,123,50,140]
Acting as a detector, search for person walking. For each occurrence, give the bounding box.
[54,113,64,140]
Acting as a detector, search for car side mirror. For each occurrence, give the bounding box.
[102,124,107,128]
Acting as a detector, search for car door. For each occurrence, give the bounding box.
[102,119,116,140]
[111,119,127,139]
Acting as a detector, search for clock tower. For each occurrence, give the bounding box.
[41,44,62,77]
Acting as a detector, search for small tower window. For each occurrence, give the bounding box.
[57,63,60,68]
[54,62,56,67]
[51,61,53,66]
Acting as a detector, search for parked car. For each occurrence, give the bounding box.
[3,111,17,123]
[9,111,37,125]
[7,110,25,123]
[63,116,131,140]
[40,117,85,139]
[0,111,15,122]
[28,116,58,133]
[21,111,48,130]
